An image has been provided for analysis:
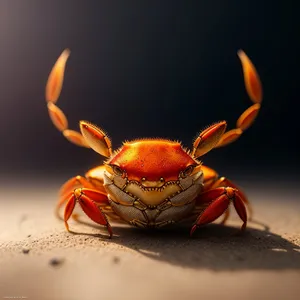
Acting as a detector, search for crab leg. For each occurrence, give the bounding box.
[191,187,247,236]
[216,50,263,148]
[60,175,96,197]
[63,188,112,238]
[199,166,231,224]
[56,175,99,219]
[210,176,253,221]
[200,165,252,223]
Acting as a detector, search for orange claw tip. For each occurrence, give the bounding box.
[63,129,90,148]
[47,102,68,132]
[236,103,261,131]
[237,49,262,104]
[46,48,71,104]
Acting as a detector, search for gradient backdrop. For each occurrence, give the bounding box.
[0,1,299,186]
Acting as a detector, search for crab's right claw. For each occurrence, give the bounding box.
[216,50,263,148]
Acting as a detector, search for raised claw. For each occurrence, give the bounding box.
[216,50,263,148]
[45,49,91,148]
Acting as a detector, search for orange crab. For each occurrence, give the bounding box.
[46,49,262,238]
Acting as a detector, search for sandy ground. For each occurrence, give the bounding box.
[0,180,300,300]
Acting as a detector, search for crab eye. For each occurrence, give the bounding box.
[181,165,195,178]
[111,165,124,176]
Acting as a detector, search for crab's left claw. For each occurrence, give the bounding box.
[45,49,90,148]
[80,121,112,157]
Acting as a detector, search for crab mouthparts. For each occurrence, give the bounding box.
[140,179,165,189]
[124,181,182,206]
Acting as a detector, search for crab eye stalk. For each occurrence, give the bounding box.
[111,165,124,176]
[181,165,195,178]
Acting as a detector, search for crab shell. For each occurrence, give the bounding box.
[102,139,204,228]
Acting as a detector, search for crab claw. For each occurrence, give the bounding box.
[80,121,112,157]
[193,121,227,158]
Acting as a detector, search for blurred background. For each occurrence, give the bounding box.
[0,0,299,185]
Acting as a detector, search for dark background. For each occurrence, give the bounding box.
[0,0,299,182]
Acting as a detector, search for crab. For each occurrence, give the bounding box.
[45,48,262,238]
